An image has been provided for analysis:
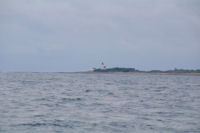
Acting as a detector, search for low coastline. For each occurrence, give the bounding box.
[78,67,200,76]
[78,71,200,76]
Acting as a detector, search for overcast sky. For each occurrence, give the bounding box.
[0,0,200,72]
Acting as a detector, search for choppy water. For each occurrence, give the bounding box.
[0,72,200,133]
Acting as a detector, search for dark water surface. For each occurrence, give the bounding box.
[0,72,200,133]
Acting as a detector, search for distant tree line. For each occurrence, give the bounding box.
[148,69,200,73]
[93,67,200,73]
[94,67,139,72]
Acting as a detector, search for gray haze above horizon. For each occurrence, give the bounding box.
[0,0,200,72]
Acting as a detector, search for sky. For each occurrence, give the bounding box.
[0,0,200,72]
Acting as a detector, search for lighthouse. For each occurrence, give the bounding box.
[101,62,106,69]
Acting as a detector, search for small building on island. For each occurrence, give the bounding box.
[101,62,106,69]
[90,62,106,72]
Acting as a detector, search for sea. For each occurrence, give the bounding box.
[0,72,200,133]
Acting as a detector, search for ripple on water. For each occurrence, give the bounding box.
[61,97,82,102]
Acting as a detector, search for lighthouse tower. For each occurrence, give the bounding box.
[101,62,106,69]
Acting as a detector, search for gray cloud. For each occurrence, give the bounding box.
[0,0,200,71]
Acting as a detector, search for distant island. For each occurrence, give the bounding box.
[92,67,200,73]
[93,67,138,72]
[89,62,200,74]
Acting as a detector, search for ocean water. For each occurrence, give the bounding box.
[0,72,200,133]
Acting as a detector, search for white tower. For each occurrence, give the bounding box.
[101,62,106,69]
